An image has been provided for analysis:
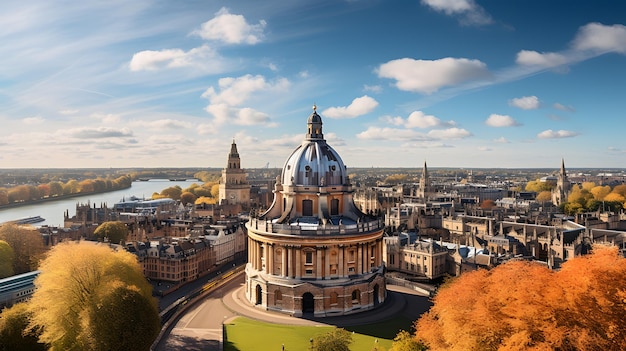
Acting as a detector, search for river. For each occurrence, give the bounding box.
[0,179,201,227]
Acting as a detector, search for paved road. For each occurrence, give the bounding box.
[156,273,432,350]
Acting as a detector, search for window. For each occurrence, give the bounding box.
[305,251,313,264]
[302,199,313,216]
[331,199,339,216]
[330,292,338,305]
[305,269,313,275]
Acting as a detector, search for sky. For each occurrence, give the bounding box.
[1,0,626,170]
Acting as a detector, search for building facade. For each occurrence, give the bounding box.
[245,107,386,317]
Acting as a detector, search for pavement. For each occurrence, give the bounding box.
[156,272,433,350]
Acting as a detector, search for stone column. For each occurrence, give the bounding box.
[325,247,331,278]
[357,244,363,274]
[295,247,301,279]
[267,244,273,274]
[281,245,287,277]
[316,247,322,279]
[287,246,293,278]
[338,245,344,277]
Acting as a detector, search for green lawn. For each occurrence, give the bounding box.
[224,316,407,351]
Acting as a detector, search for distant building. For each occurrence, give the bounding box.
[218,140,251,212]
[245,107,386,317]
[552,159,571,206]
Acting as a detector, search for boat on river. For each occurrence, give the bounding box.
[13,216,45,225]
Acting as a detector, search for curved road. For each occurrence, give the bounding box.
[156,273,432,350]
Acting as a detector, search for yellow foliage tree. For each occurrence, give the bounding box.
[0,224,47,274]
[414,246,626,351]
[581,181,596,191]
[604,192,626,204]
[535,190,552,203]
[27,242,159,351]
[590,185,611,200]
[612,184,626,197]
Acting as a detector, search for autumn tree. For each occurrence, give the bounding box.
[480,199,495,209]
[27,242,159,351]
[0,224,46,274]
[180,191,198,205]
[195,196,217,205]
[384,174,408,185]
[415,246,626,351]
[93,221,128,244]
[211,184,220,198]
[0,189,8,205]
[612,184,626,197]
[158,186,182,200]
[48,181,64,197]
[524,180,553,193]
[389,330,426,351]
[590,185,611,200]
[535,190,552,203]
[310,328,353,351]
[0,302,47,351]
[0,240,14,278]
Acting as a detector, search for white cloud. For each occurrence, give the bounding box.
[573,23,626,54]
[65,127,134,139]
[509,95,540,110]
[92,113,121,124]
[515,50,569,67]
[142,119,194,130]
[427,127,472,139]
[485,114,521,127]
[363,84,382,93]
[377,57,490,94]
[202,74,290,106]
[205,103,271,126]
[59,109,79,115]
[421,0,493,26]
[192,7,266,45]
[385,111,455,129]
[478,146,492,151]
[129,45,223,72]
[298,71,310,79]
[537,129,579,139]
[553,103,575,112]
[23,116,45,125]
[494,137,510,143]
[322,96,378,119]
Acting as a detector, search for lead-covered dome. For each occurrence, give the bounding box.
[281,107,348,187]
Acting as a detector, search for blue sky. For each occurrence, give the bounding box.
[1,0,625,169]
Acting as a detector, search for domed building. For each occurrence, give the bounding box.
[245,106,386,317]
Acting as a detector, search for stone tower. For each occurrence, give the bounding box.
[552,158,571,206]
[245,106,386,317]
[218,140,250,207]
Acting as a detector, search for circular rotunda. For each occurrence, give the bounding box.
[245,106,386,317]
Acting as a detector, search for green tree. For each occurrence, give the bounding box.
[310,328,353,351]
[0,302,47,351]
[389,330,426,351]
[27,242,159,351]
[93,221,128,244]
[0,240,14,278]
[0,224,46,274]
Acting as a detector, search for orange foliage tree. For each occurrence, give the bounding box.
[414,246,626,351]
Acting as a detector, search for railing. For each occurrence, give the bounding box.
[247,217,384,236]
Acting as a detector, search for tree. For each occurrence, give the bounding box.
[414,246,626,351]
[0,224,46,274]
[310,328,353,351]
[211,184,220,198]
[480,199,495,209]
[27,242,159,351]
[0,240,14,278]
[93,221,128,244]
[48,181,64,197]
[524,180,553,193]
[612,184,626,197]
[195,196,217,205]
[0,302,47,351]
[590,185,611,200]
[535,190,552,203]
[389,330,426,351]
[180,191,198,205]
[159,186,182,200]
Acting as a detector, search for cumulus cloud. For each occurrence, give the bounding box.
[23,116,45,125]
[421,0,493,26]
[537,129,579,139]
[129,45,223,72]
[515,50,569,67]
[485,114,521,127]
[553,103,575,112]
[91,113,121,124]
[322,96,378,119]
[139,119,194,130]
[572,23,626,54]
[363,84,382,93]
[427,127,472,139]
[192,7,266,45]
[356,127,431,141]
[509,95,540,110]
[384,111,455,129]
[205,103,272,126]
[377,57,490,94]
[203,74,290,106]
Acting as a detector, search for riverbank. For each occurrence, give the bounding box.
[0,184,132,211]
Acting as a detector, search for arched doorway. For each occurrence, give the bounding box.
[255,284,262,305]
[373,284,380,305]
[302,292,314,314]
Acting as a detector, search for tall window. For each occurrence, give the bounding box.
[305,251,313,264]
[302,199,313,216]
[330,199,339,216]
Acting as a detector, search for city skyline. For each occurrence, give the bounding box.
[1,1,625,169]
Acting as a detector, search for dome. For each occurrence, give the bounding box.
[281,108,347,187]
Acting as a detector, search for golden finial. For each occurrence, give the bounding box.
[312,103,317,112]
